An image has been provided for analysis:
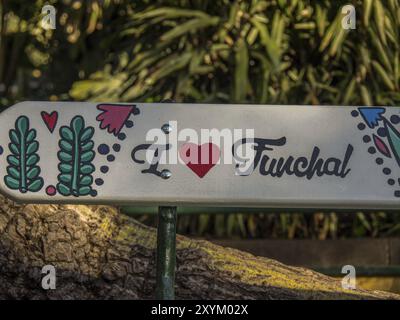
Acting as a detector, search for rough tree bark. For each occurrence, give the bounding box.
[0,194,397,300]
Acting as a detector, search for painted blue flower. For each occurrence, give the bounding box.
[358,107,386,128]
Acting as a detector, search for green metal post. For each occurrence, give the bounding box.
[156,206,177,299]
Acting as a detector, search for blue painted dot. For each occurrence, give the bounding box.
[377,127,387,137]
[107,155,115,162]
[363,135,371,143]
[383,168,391,175]
[100,166,109,174]
[391,115,400,124]
[351,110,359,117]
[95,178,104,186]
[0,146,3,155]
[118,133,126,141]
[98,144,110,155]
[125,120,134,128]
[113,144,121,152]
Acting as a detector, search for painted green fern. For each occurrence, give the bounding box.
[57,116,95,197]
[4,116,44,193]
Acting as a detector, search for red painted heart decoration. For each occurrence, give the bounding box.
[179,143,220,178]
[41,111,58,133]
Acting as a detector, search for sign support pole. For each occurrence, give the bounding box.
[155,206,177,299]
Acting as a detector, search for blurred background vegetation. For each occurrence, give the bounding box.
[0,0,399,239]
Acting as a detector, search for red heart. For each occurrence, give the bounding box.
[179,143,220,178]
[41,111,58,133]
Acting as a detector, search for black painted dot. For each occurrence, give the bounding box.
[363,135,371,143]
[390,115,400,124]
[351,110,359,117]
[0,146,3,155]
[125,120,134,128]
[118,133,126,141]
[376,158,384,165]
[95,178,104,186]
[395,191,400,198]
[90,190,98,197]
[357,123,366,130]
[98,144,110,155]
[383,167,391,175]
[100,166,109,174]
[377,127,387,137]
[133,108,140,115]
[107,155,115,162]
[113,144,121,152]
[388,179,395,186]
[368,147,376,154]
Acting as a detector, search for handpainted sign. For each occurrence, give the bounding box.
[0,102,399,209]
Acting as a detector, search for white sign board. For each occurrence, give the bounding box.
[0,102,399,209]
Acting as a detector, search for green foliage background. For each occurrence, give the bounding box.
[0,0,399,238]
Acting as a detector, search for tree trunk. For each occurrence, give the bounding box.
[0,194,397,300]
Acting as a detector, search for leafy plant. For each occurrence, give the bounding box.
[67,0,400,107]
[4,116,43,193]
[57,116,95,197]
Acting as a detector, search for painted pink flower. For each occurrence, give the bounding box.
[96,104,137,136]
